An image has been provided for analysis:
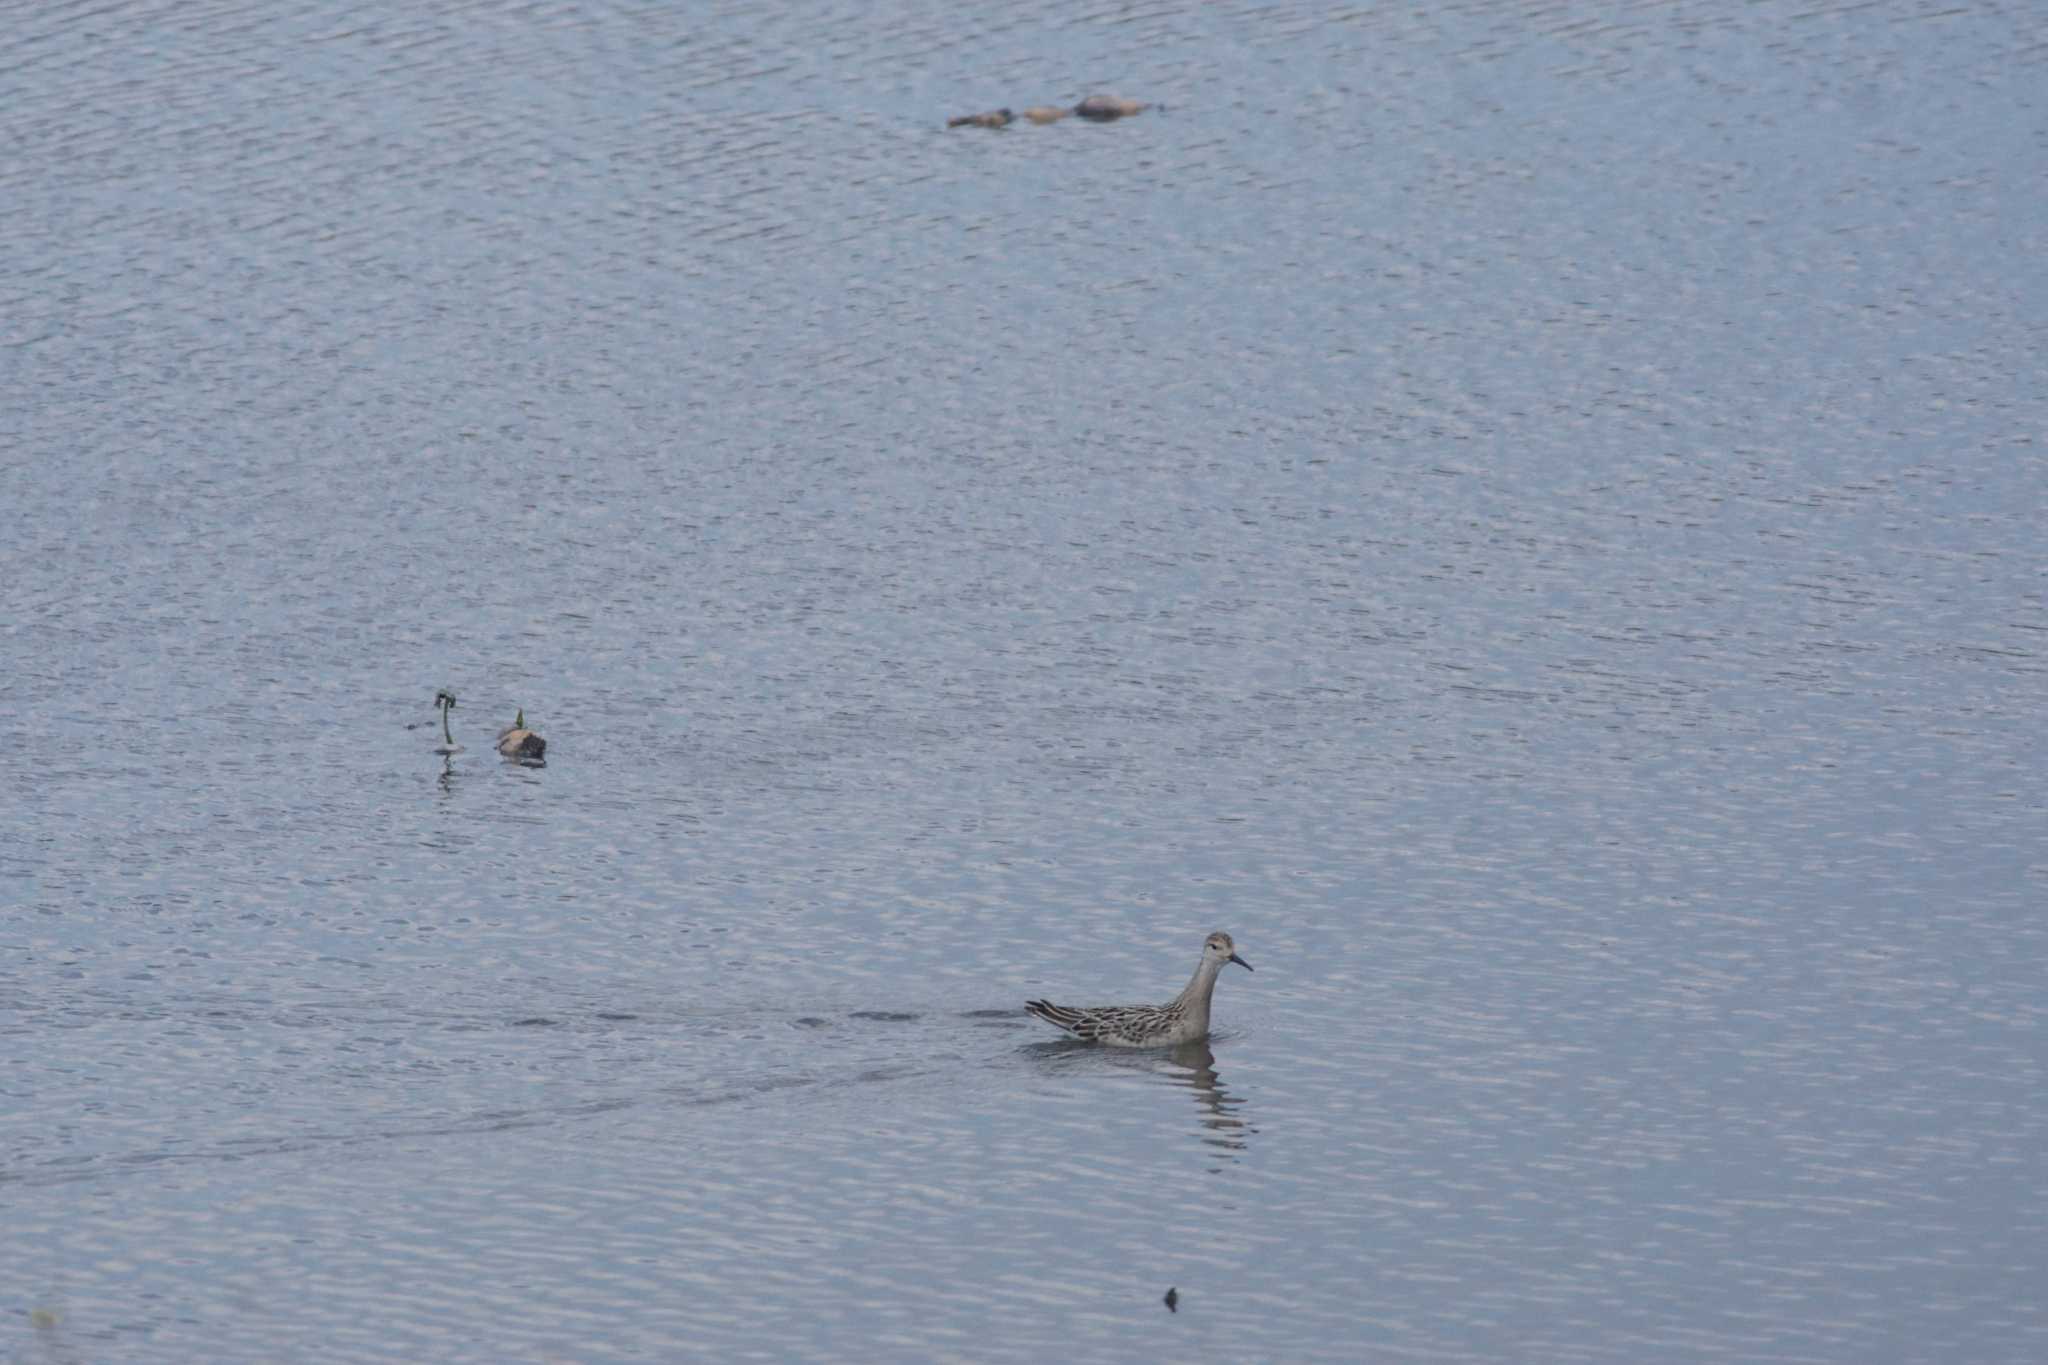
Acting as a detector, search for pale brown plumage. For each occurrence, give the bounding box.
[1026,932,1252,1046]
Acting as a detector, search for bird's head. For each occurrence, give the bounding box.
[1204,931,1253,972]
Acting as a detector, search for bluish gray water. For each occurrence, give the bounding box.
[4,1,2045,1361]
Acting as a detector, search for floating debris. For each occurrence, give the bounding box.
[1163,1287,1179,1313]
[428,687,461,754]
[947,108,1012,129]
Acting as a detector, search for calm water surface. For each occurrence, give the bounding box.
[5,1,2045,1361]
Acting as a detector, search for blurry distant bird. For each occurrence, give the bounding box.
[1073,94,1150,122]
[947,108,1012,129]
[1020,105,1071,125]
[497,708,546,761]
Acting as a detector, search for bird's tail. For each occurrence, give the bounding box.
[1025,999,1085,1034]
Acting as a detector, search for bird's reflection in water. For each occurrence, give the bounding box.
[437,752,458,795]
[1028,1037,1255,1161]
[1161,1040,1253,1159]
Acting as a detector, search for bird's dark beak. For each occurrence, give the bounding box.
[1229,953,1253,972]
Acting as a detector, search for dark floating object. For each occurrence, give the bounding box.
[1073,94,1150,122]
[497,708,547,761]
[947,108,1012,129]
[1163,1287,1178,1313]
